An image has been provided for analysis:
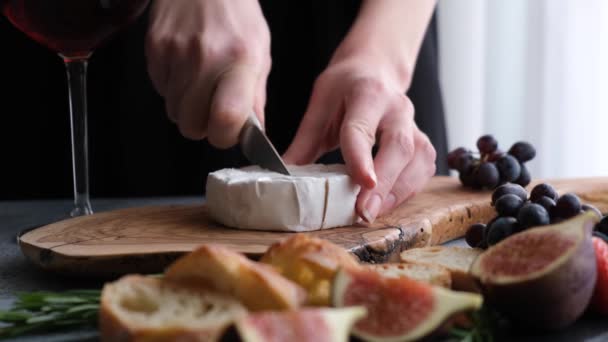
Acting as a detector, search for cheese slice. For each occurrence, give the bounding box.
[206,164,361,232]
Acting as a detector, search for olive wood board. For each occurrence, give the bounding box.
[19,176,608,277]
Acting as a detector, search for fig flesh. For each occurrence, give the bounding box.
[232,307,366,342]
[471,212,599,330]
[332,267,482,342]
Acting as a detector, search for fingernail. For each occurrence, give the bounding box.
[362,194,382,223]
[383,193,397,211]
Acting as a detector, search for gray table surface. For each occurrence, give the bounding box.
[0,198,607,342]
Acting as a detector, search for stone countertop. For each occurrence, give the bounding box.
[0,198,200,341]
[0,198,607,342]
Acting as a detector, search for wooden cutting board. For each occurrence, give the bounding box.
[19,176,608,278]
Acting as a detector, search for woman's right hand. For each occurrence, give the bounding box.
[146,0,271,148]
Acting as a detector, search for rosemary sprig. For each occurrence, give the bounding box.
[448,306,499,342]
[0,289,101,338]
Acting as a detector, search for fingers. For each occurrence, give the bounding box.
[145,1,171,97]
[171,68,213,139]
[359,128,437,222]
[340,81,391,190]
[254,59,271,128]
[283,78,337,165]
[356,98,415,222]
[379,133,436,216]
[145,38,170,97]
[143,0,272,144]
[207,64,259,148]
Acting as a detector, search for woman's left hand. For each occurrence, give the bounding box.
[283,56,436,223]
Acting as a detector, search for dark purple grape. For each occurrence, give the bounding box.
[459,165,480,189]
[536,196,557,217]
[477,134,498,154]
[496,155,521,182]
[479,217,498,249]
[491,183,528,205]
[495,194,524,217]
[582,203,603,219]
[447,147,469,170]
[594,230,608,244]
[475,162,500,189]
[554,193,582,219]
[487,149,505,162]
[518,203,550,230]
[514,164,531,187]
[466,223,486,248]
[487,217,518,246]
[530,183,558,202]
[508,141,536,163]
[456,154,474,173]
[596,216,608,235]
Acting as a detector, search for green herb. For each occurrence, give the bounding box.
[0,289,101,338]
[447,306,499,342]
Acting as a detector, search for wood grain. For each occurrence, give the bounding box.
[19,176,608,278]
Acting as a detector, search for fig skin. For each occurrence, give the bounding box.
[471,213,598,331]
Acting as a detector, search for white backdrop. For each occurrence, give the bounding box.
[438,0,608,178]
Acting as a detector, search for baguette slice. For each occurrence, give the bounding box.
[166,244,307,311]
[260,234,361,306]
[99,275,246,342]
[368,261,452,288]
[399,246,483,292]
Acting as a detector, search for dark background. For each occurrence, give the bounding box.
[0,1,446,200]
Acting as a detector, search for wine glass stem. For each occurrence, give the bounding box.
[64,57,93,217]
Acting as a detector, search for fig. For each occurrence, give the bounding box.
[332,267,482,342]
[230,307,366,342]
[471,212,599,331]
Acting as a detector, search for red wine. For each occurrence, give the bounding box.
[1,0,149,58]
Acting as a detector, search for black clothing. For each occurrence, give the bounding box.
[0,2,446,199]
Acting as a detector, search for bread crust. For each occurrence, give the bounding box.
[369,262,452,288]
[399,246,483,292]
[165,244,307,311]
[99,275,236,342]
[260,234,361,306]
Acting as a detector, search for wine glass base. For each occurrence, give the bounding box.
[70,206,93,217]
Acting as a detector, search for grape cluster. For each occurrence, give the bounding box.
[447,135,536,189]
[465,182,607,248]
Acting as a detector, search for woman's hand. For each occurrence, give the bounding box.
[146,0,271,148]
[283,56,436,223]
[286,0,437,223]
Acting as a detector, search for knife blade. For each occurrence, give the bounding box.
[239,112,291,175]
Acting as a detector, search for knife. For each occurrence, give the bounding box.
[239,111,291,175]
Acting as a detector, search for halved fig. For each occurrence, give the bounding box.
[471,212,599,330]
[231,307,366,342]
[332,267,482,342]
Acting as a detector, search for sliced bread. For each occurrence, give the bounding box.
[99,275,246,342]
[165,244,307,311]
[399,246,483,292]
[368,261,452,288]
[260,234,361,306]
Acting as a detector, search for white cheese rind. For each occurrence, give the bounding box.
[206,164,360,232]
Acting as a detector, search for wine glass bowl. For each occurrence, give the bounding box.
[2,0,149,59]
[1,0,150,216]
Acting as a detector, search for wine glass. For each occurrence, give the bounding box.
[1,0,150,216]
